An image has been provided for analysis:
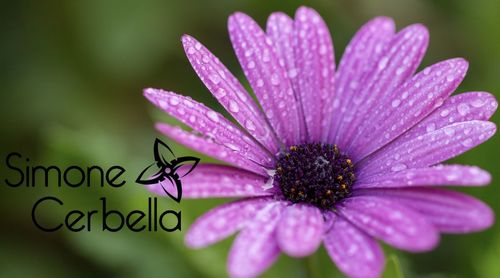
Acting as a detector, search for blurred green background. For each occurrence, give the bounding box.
[1,0,499,277]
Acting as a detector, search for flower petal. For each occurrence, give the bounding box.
[144,88,273,167]
[339,195,439,252]
[294,6,336,142]
[388,92,498,147]
[156,123,265,175]
[228,201,287,278]
[145,164,271,199]
[185,197,271,248]
[355,164,491,188]
[324,212,385,278]
[349,58,469,161]
[328,17,395,143]
[266,12,307,143]
[228,12,301,145]
[355,188,494,233]
[334,24,428,150]
[276,203,324,257]
[181,35,280,153]
[359,121,496,177]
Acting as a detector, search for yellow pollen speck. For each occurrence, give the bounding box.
[290,146,298,151]
[337,175,343,181]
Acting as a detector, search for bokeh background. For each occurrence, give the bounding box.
[1,0,499,277]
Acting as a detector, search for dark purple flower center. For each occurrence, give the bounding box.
[275,143,355,209]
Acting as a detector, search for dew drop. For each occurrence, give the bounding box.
[391,163,407,172]
[209,74,221,85]
[248,61,255,69]
[187,47,196,54]
[471,99,485,108]
[426,123,436,133]
[229,100,239,113]
[378,57,389,70]
[206,111,219,122]
[440,109,450,117]
[169,97,180,106]
[391,99,401,108]
[262,49,271,62]
[444,126,455,136]
[236,90,248,102]
[215,88,227,98]
[245,120,256,131]
[319,44,327,55]
[461,138,473,147]
[271,74,280,85]
[457,103,470,116]
[257,79,264,87]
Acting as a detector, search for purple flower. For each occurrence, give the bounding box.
[143,6,497,278]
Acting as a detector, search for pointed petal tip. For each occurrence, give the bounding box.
[294,6,322,21]
[369,16,395,30]
[143,87,160,101]
[399,23,429,42]
[180,34,193,47]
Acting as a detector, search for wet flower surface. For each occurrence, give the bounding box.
[144,6,497,278]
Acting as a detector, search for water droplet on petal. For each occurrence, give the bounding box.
[391,163,407,172]
[169,97,180,106]
[471,99,485,108]
[209,74,221,85]
[215,88,226,98]
[378,57,389,70]
[457,103,470,116]
[461,138,473,147]
[245,120,256,131]
[271,74,280,85]
[444,126,455,136]
[440,109,450,117]
[206,111,219,122]
[426,123,436,133]
[391,99,401,108]
[229,100,239,113]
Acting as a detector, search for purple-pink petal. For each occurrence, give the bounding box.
[155,123,266,175]
[266,12,307,143]
[390,92,498,146]
[339,195,439,252]
[293,6,336,142]
[324,212,385,278]
[349,58,469,161]
[276,203,324,257]
[328,16,395,143]
[185,197,271,248]
[359,121,496,177]
[334,24,429,150]
[228,201,287,278]
[144,88,273,167]
[147,164,271,199]
[355,188,494,233]
[181,35,280,153]
[355,164,491,189]
[228,12,301,145]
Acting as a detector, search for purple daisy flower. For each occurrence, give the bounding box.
[143,6,497,278]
